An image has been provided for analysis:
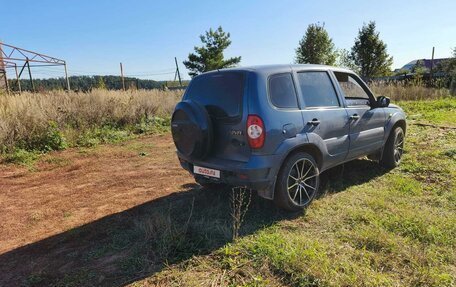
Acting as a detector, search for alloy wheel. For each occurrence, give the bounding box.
[287,158,318,206]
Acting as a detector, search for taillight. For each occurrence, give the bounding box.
[247,115,265,149]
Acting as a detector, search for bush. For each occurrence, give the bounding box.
[3,148,39,165]
[133,116,170,134]
[76,127,131,147]
[21,121,68,152]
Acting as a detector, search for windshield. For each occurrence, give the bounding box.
[185,72,244,119]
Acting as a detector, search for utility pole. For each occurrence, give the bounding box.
[174,57,182,87]
[120,62,126,91]
[430,47,435,81]
[64,61,71,91]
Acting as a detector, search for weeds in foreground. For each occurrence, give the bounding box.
[230,187,252,241]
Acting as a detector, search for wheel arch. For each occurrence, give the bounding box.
[392,119,406,135]
[281,144,324,171]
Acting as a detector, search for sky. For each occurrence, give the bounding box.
[1,0,455,81]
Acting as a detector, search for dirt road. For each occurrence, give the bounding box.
[0,134,192,255]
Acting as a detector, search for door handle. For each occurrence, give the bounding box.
[350,114,360,120]
[307,119,320,126]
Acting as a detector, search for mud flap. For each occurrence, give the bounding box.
[256,179,276,200]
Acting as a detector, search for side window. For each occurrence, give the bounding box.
[334,72,371,105]
[297,72,339,108]
[269,73,299,109]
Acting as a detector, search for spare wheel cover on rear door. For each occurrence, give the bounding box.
[171,100,213,159]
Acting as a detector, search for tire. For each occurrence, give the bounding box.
[274,152,320,212]
[171,100,213,160]
[380,126,404,169]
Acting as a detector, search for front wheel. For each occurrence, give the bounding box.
[274,152,320,211]
[380,126,405,169]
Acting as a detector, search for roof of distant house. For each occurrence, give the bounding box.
[398,58,451,72]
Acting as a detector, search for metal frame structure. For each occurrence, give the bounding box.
[0,42,70,93]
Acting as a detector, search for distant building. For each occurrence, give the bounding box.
[395,58,451,73]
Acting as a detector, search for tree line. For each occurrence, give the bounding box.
[183,22,456,92]
[7,75,186,92]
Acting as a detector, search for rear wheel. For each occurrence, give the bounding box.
[274,152,320,211]
[380,126,404,169]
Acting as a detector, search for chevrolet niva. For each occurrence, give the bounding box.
[171,65,406,211]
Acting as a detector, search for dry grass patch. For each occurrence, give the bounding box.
[370,81,450,101]
[0,89,182,163]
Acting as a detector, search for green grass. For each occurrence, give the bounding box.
[2,148,40,168]
[138,98,456,287]
[398,97,456,125]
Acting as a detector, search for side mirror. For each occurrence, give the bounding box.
[376,96,390,108]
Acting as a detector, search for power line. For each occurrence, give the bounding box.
[64,67,176,76]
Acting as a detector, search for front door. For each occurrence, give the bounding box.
[333,72,386,159]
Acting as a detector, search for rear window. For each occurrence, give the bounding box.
[185,72,244,118]
[269,73,299,109]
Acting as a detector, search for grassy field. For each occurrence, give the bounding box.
[0,90,455,286]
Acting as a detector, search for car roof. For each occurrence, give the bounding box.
[201,64,354,76]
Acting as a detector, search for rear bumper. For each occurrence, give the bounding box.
[177,152,282,192]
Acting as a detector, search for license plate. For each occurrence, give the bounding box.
[193,165,220,178]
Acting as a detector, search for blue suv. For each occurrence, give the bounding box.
[171,65,406,211]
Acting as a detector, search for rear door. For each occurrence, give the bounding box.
[332,72,386,159]
[263,73,305,152]
[294,70,350,169]
[183,71,250,162]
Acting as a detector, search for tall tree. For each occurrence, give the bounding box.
[295,23,337,65]
[96,76,106,90]
[350,21,393,78]
[183,26,241,77]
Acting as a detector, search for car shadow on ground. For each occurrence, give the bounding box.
[319,158,388,196]
[0,158,387,287]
